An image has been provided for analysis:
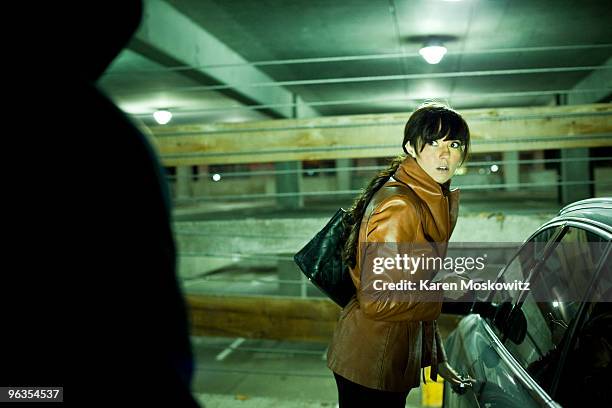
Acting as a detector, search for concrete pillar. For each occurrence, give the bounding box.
[176,166,191,199]
[567,56,612,105]
[560,148,591,205]
[197,165,209,178]
[503,151,520,191]
[275,93,305,209]
[336,158,352,191]
[533,150,545,171]
[275,161,304,209]
[191,165,208,198]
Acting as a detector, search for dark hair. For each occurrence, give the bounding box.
[342,103,470,268]
[403,102,470,164]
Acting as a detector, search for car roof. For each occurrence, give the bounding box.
[552,197,612,233]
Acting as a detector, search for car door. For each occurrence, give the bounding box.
[518,224,611,407]
[443,225,564,408]
[499,225,609,403]
[444,223,611,407]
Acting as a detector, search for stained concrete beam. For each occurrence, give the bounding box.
[568,56,612,105]
[131,0,318,119]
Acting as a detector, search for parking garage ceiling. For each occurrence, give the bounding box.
[99,0,612,126]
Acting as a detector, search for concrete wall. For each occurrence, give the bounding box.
[189,176,275,197]
[175,217,318,278]
[170,166,611,203]
[171,174,341,200]
[595,167,612,197]
[174,211,554,279]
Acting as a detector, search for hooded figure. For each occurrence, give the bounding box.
[3,2,200,406]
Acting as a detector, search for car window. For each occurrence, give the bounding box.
[502,227,608,394]
[555,250,611,406]
[487,226,561,336]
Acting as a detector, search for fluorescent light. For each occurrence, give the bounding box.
[153,109,172,125]
[419,44,447,64]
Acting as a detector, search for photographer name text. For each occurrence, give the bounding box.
[372,279,530,291]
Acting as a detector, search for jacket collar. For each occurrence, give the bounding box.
[392,156,460,240]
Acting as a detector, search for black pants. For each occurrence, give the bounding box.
[334,373,409,407]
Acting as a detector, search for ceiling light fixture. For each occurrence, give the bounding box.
[419,41,447,64]
[153,109,172,125]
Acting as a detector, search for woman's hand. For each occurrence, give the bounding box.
[437,361,467,386]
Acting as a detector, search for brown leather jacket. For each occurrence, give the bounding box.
[327,156,459,392]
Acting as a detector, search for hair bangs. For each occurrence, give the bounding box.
[403,102,471,161]
[420,111,468,147]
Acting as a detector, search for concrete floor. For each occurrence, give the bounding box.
[190,336,427,408]
[194,394,337,408]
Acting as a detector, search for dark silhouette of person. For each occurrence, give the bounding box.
[2,1,200,406]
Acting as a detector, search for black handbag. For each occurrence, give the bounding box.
[293,208,356,307]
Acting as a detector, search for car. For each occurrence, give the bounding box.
[443,197,612,407]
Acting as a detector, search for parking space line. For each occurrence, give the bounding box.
[215,337,246,361]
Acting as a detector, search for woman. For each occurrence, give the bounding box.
[327,102,469,406]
